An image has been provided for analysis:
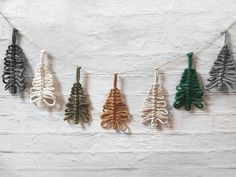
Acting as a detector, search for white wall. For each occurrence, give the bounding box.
[0,0,236,177]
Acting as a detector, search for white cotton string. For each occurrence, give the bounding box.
[0,12,42,51]
[82,20,236,75]
[30,50,56,107]
[1,11,236,75]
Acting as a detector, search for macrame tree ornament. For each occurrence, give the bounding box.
[30,50,56,107]
[205,31,236,91]
[2,28,25,94]
[141,68,169,127]
[173,52,204,111]
[64,67,89,124]
[100,74,129,131]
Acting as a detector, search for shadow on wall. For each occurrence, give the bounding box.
[81,71,93,127]
[19,47,34,100]
[192,54,209,113]
[119,75,132,135]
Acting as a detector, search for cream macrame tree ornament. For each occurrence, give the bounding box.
[141,68,169,127]
[30,50,56,107]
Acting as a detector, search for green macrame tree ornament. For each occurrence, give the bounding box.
[64,67,89,124]
[173,52,204,111]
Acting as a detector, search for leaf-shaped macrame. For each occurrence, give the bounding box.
[205,31,236,91]
[2,28,25,94]
[100,74,129,131]
[173,52,204,111]
[30,50,56,107]
[141,69,169,127]
[64,67,89,124]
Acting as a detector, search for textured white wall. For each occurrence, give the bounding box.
[1,0,236,177]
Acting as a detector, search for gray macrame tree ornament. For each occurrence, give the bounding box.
[141,68,169,128]
[2,28,25,94]
[205,31,236,91]
[64,67,89,124]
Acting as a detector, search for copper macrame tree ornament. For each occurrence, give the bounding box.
[100,74,129,131]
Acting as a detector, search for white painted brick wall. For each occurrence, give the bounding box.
[0,0,236,177]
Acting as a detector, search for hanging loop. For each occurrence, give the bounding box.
[113,73,118,88]
[221,30,229,45]
[155,67,159,83]
[76,67,81,83]
[40,49,46,64]
[187,52,193,69]
[12,28,17,44]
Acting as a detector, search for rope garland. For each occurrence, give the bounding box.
[1,11,236,75]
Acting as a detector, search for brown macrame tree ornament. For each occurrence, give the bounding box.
[64,67,89,124]
[100,74,129,131]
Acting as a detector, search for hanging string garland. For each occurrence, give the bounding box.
[141,68,169,128]
[2,28,25,94]
[205,31,236,91]
[30,50,56,107]
[1,11,236,124]
[100,74,129,131]
[1,12,236,79]
[173,52,204,111]
[64,67,89,124]
[1,11,236,77]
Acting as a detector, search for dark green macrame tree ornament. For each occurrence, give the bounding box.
[64,67,89,124]
[173,52,204,111]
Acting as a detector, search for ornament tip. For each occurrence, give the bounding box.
[40,49,46,53]
[187,52,193,57]
[13,28,17,32]
[221,30,227,35]
[113,73,118,88]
